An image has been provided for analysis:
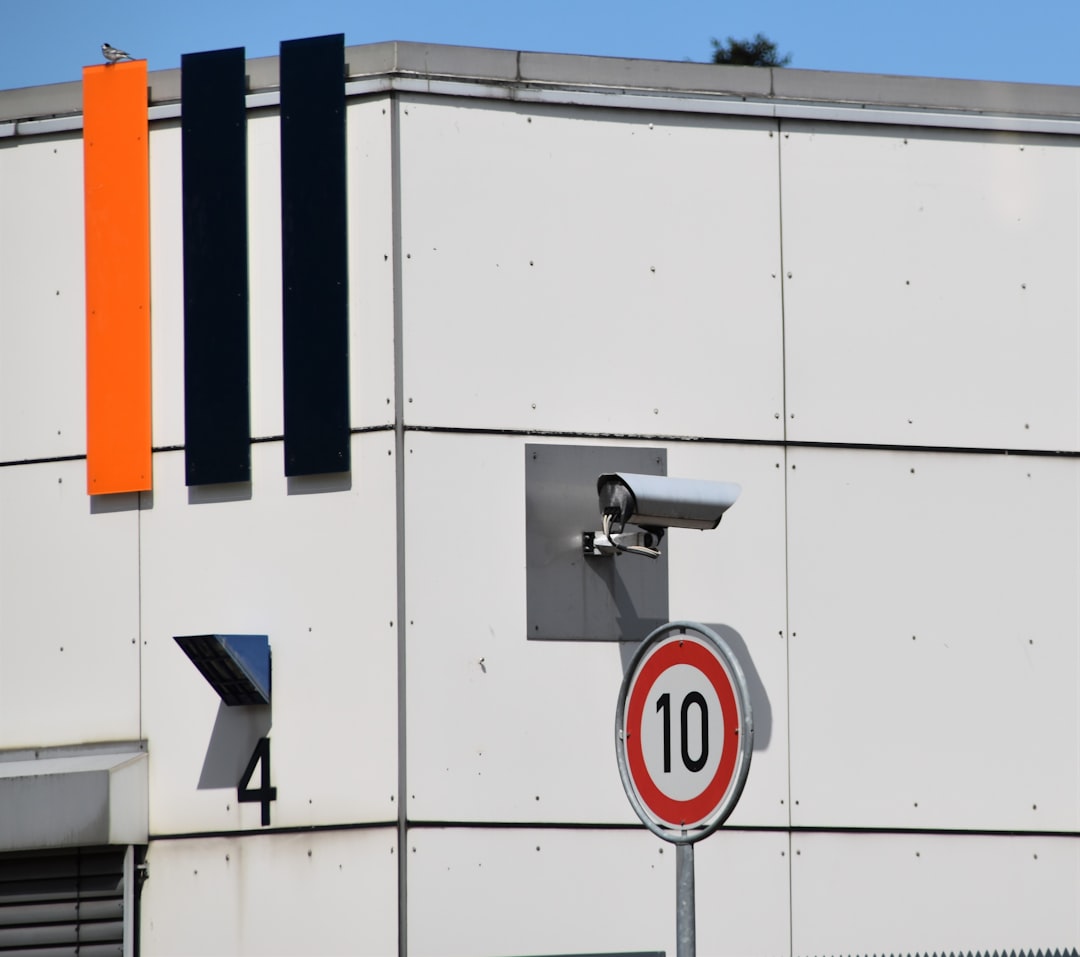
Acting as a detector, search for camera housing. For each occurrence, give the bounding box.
[590,473,741,558]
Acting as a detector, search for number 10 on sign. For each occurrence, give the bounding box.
[616,621,753,842]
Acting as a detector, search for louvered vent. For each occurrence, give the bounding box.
[0,846,127,956]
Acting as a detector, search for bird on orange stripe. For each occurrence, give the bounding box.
[101,43,134,63]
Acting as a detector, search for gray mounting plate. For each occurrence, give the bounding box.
[525,444,669,641]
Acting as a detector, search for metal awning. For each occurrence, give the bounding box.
[0,743,147,853]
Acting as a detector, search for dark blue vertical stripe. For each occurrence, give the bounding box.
[280,34,350,476]
[182,47,251,485]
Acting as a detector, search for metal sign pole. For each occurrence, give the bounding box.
[615,622,753,957]
[676,841,695,957]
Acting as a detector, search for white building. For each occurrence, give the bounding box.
[0,36,1078,957]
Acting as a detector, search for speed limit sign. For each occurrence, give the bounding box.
[616,621,753,842]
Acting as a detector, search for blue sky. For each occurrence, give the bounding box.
[2,0,1079,92]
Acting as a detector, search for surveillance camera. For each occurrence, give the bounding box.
[589,472,741,558]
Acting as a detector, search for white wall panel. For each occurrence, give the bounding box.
[0,459,140,746]
[140,434,397,834]
[398,96,784,440]
[149,120,184,449]
[787,447,1080,830]
[346,97,396,428]
[407,827,671,957]
[246,110,285,439]
[408,826,790,957]
[782,123,1080,451]
[405,432,785,826]
[791,831,1079,956]
[404,431,631,825]
[140,828,397,956]
[0,133,86,462]
[694,828,791,957]
[151,99,396,449]
[663,442,789,827]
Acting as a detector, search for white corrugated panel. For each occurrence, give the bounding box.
[791,831,1080,956]
[0,459,140,748]
[398,96,784,440]
[0,133,86,462]
[782,122,1080,451]
[140,435,398,834]
[407,826,790,957]
[787,446,1080,831]
[140,829,397,956]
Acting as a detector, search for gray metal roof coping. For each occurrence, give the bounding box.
[0,77,83,124]
[369,40,521,83]
[2,39,1080,126]
[771,66,1080,117]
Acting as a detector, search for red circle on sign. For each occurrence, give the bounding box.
[624,637,740,828]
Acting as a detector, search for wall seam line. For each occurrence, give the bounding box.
[776,113,796,957]
[389,88,409,957]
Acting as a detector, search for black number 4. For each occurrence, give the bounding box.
[238,737,278,826]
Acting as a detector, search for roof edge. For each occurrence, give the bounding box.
[1,39,1079,127]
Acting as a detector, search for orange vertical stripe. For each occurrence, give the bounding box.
[83,60,152,494]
